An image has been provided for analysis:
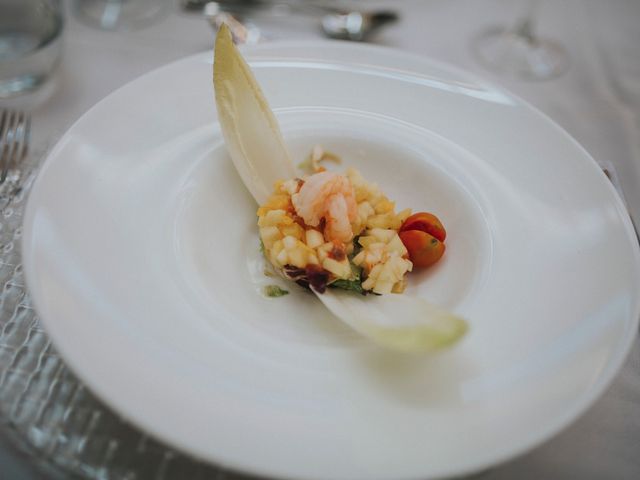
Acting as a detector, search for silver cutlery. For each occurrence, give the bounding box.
[0,110,31,185]
[200,1,398,42]
[321,10,398,41]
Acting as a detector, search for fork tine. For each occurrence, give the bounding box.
[1,111,17,184]
[9,112,24,174]
[0,110,7,134]
[0,110,30,185]
[20,114,31,161]
[0,110,11,184]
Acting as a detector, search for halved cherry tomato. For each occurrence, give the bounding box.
[399,230,445,268]
[400,212,446,242]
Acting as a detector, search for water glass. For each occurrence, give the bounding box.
[72,0,168,31]
[0,0,64,98]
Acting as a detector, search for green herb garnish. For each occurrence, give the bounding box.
[263,285,289,297]
[330,278,365,294]
[329,261,367,295]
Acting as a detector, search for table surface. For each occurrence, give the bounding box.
[1,0,639,478]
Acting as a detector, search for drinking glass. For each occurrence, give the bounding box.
[472,0,568,80]
[0,0,64,98]
[72,0,169,31]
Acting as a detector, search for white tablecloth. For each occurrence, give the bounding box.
[5,0,639,478]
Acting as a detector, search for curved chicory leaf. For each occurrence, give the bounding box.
[213,24,295,204]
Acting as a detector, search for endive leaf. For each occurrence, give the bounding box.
[213,25,468,353]
[315,289,467,353]
[213,24,295,204]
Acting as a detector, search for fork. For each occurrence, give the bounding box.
[0,110,31,185]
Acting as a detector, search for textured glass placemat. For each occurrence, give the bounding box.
[0,154,256,479]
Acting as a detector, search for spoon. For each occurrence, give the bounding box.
[321,10,398,41]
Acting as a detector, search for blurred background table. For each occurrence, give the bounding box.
[1,0,639,478]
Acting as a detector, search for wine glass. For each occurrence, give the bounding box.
[72,0,169,31]
[472,0,568,80]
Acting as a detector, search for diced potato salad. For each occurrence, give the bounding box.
[258,156,447,295]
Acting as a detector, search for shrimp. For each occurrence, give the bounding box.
[292,171,358,243]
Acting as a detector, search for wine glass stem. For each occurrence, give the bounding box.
[472,0,568,80]
[513,0,540,44]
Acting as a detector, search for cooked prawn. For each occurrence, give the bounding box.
[292,171,358,243]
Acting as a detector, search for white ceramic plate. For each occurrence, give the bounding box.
[23,43,640,480]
